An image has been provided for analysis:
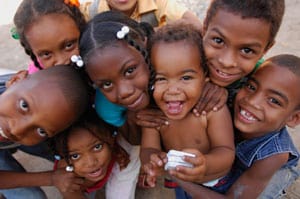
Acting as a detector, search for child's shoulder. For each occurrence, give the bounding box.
[237,128,299,167]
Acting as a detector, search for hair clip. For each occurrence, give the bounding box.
[10,27,20,40]
[71,55,84,67]
[112,130,118,137]
[64,0,80,7]
[116,26,130,39]
[54,155,61,161]
[65,165,74,172]
[92,83,98,90]
[150,85,155,91]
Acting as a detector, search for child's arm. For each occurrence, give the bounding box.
[0,170,83,192]
[140,127,166,187]
[176,153,289,199]
[170,106,235,183]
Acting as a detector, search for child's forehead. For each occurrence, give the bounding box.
[254,64,300,99]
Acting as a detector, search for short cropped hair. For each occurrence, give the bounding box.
[204,0,285,48]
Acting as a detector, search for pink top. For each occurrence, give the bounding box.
[27,61,43,74]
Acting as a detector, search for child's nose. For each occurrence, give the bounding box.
[246,93,263,110]
[218,50,237,68]
[118,82,134,100]
[85,154,98,168]
[10,119,30,141]
[167,83,181,94]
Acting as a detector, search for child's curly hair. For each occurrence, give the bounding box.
[52,109,130,170]
[148,23,207,89]
[13,0,86,70]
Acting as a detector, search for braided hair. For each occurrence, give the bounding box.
[80,11,155,93]
[13,0,86,70]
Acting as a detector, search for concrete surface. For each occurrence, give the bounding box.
[1,0,300,198]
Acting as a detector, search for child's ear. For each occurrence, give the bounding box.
[286,110,300,128]
[5,70,28,88]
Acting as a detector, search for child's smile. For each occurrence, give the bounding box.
[151,41,205,120]
[86,42,150,111]
[203,9,271,87]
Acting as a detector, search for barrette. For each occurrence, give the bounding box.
[10,27,20,40]
[116,26,130,39]
[71,55,84,67]
[65,165,74,172]
[54,155,61,161]
[64,0,80,7]
[150,85,155,91]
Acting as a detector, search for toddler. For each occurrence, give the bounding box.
[141,23,235,198]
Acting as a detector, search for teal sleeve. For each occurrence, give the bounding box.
[94,89,127,127]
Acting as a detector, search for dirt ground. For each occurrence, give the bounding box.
[0,0,300,198]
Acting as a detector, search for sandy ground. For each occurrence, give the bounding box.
[0,0,300,198]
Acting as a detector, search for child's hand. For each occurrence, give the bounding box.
[142,152,168,187]
[135,108,169,128]
[168,149,207,183]
[5,70,28,88]
[193,80,228,116]
[51,168,84,193]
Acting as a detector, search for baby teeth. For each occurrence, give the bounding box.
[240,109,256,121]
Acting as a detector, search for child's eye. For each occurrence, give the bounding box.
[65,41,76,50]
[245,82,256,91]
[124,66,136,76]
[241,47,254,55]
[212,37,224,45]
[70,154,80,160]
[155,77,166,82]
[19,99,29,112]
[37,128,48,138]
[181,76,192,81]
[94,143,103,151]
[38,52,51,60]
[269,98,282,106]
[101,81,113,90]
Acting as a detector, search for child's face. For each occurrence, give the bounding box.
[86,42,150,111]
[106,0,137,13]
[67,128,112,182]
[203,9,271,87]
[151,41,205,120]
[0,77,76,145]
[25,13,80,68]
[234,64,300,139]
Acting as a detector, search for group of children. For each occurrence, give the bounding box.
[0,0,299,199]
